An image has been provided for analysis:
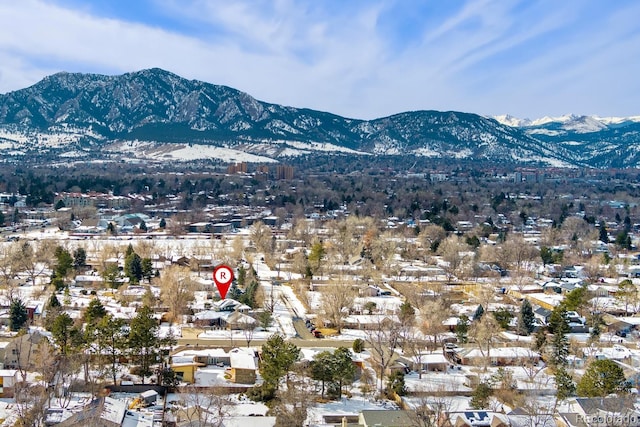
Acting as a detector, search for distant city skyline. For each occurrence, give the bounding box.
[0,0,639,120]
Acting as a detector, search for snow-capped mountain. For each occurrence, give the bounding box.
[0,68,637,167]
[491,114,640,167]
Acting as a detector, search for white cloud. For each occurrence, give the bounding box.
[0,0,638,120]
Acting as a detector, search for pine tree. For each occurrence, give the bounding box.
[517,299,535,335]
[473,304,485,321]
[9,299,28,331]
[548,306,570,368]
[576,359,630,397]
[50,312,81,355]
[259,334,300,393]
[128,306,161,384]
[84,298,107,325]
[598,221,609,243]
[47,294,61,309]
[456,314,469,343]
[125,252,143,284]
[73,247,87,270]
[555,367,576,401]
[470,382,493,409]
[54,246,74,278]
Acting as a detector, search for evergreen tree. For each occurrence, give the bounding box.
[576,359,630,397]
[84,298,107,325]
[237,265,246,287]
[615,230,632,250]
[106,222,116,235]
[532,328,547,354]
[473,304,485,321]
[51,276,65,291]
[0,210,4,226]
[47,294,61,309]
[128,305,161,384]
[124,252,143,284]
[555,367,576,401]
[331,347,356,398]
[562,287,587,312]
[50,312,81,355]
[159,218,166,229]
[352,338,365,353]
[398,301,415,326]
[102,264,121,288]
[310,351,334,399]
[259,334,300,394]
[9,298,28,331]
[307,241,325,277]
[456,314,469,343]
[492,308,513,330]
[470,382,493,409]
[517,299,535,336]
[598,220,608,243]
[73,247,87,270]
[95,315,126,385]
[385,371,407,397]
[548,306,570,368]
[141,258,154,283]
[54,246,74,278]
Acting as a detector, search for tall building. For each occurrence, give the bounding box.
[276,165,294,180]
[227,162,248,174]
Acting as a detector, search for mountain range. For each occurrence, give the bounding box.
[0,68,638,168]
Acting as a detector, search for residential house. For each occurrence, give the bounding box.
[456,347,540,367]
[398,352,449,372]
[56,396,128,427]
[358,410,414,427]
[227,351,257,384]
[559,397,640,427]
[226,311,257,330]
[0,369,17,398]
[170,355,206,384]
[3,331,51,373]
[533,307,552,325]
[448,411,510,427]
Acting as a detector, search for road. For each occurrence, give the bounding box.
[176,336,355,349]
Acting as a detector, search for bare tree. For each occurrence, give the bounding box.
[498,235,538,292]
[176,385,232,427]
[321,281,356,334]
[326,219,357,266]
[438,235,470,283]
[241,318,256,347]
[159,265,196,323]
[419,298,450,351]
[419,224,447,258]
[14,382,48,427]
[401,327,427,379]
[368,230,398,277]
[469,314,501,371]
[365,317,401,392]
[271,364,315,427]
[250,221,274,255]
[407,386,454,427]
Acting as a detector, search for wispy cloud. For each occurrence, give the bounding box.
[0,0,638,119]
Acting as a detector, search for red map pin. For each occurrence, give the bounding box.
[213,264,234,299]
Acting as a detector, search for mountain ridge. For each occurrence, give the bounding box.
[0,68,637,168]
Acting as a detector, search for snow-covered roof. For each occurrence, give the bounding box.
[230,353,256,370]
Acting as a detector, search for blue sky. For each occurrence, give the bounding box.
[0,0,638,120]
